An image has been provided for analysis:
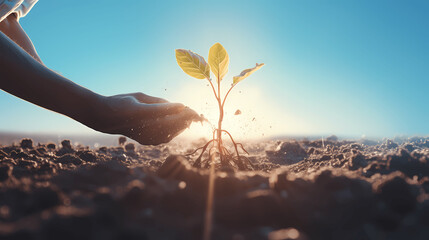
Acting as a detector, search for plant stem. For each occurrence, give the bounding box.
[207,79,218,100]
[217,75,224,162]
[221,84,235,108]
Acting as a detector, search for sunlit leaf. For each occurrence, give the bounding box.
[233,63,264,84]
[175,49,210,79]
[208,43,229,82]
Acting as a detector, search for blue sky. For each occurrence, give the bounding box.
[0,0,428,139]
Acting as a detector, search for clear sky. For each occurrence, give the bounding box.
[0,0,428,139]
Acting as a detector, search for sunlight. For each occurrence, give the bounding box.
[172,80,312,141]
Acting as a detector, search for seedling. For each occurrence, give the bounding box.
[176,43,264,170]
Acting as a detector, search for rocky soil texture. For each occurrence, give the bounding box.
[0,136,429,240]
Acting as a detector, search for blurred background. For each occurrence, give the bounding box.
[1,0,428,141]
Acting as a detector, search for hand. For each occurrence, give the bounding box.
[89,93,201,145]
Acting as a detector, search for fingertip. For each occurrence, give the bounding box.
[185,108,203,122]
[175,109,203,128]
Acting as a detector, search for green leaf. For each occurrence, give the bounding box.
[233,63,264,84]
[175,49,210,79]
[208,43,229,82]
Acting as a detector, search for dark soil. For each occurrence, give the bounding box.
[0,137,429,240]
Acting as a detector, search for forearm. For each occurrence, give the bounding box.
[0,31,104,125]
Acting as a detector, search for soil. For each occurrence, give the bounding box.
[0,136,429,240]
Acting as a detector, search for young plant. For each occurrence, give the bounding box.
[175,43,264,170]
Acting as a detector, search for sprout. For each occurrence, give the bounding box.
[176,43,264,170]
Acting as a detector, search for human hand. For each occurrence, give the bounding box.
[89,93,201,145]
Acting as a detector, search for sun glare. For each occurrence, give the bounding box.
[172,81,310,141]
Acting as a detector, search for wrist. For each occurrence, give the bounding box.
[71,92,108,130]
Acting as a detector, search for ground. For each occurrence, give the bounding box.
[0,136,429,240]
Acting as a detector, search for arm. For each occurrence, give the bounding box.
[0,29,102,125]
[0,29,199,145]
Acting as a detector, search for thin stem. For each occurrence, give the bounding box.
[212,129,223,155]
[207,79,219,100]
[217,74,223,162]
[211,129,216,158]
[221,84,236,108]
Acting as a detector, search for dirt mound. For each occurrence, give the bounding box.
[0,137,429,239]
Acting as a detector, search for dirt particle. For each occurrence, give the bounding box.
[119,136,127,146]
[20,138,33,149]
